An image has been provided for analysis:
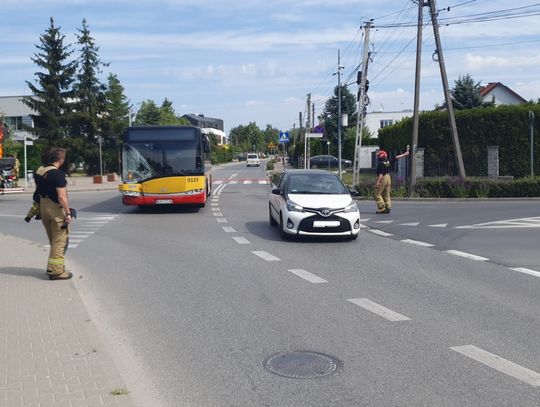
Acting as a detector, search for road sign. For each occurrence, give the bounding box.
[313,125,325,134]
[279,131,289,143]
[306,133,323,138]
[24,140,34,146]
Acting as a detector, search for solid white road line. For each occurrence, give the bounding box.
[213,212,223,217]
[400,222,420,226]
[368,229,393,237]
[216,218,228,223]
[251,251,280,261]
[232,237,250,244]
[288,269,328,284]
[222,227,236,233]
[401,239,434,247]
[450,345,540,387]
[428,223,448,228]
[446,250,489,261]
[347,298,411,322]
[510,267,540,278]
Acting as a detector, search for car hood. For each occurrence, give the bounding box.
[287,193,353,209]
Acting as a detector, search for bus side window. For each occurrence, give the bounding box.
[202,136,211,153]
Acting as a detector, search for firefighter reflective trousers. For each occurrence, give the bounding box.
[374,174,392,212]
[40,197,69,276]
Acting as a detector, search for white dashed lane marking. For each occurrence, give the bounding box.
[232,237,250,244]
[251,251,280,261]
[368,229,393,237]
[347,298,411,322]
[288,269,328,284]
[401,239,434,247]
[216,218,228,223]
[446,250,489,261]
[451,345,540,387]
[400,222,420,226]
[222,227,236,233]
[428,223,448,228]
[510,267,540,278]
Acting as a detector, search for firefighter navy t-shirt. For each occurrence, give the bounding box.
[376,158,396,176]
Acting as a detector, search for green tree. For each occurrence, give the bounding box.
[102,73,131,173]
[71,19,109,174]
[450,74,494,110]
[159,98,190,125]
[134,100,161,125]
[320,85,358,151]
[23,17,76,147]
[229,122,263,152]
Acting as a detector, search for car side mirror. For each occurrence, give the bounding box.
[348,188,358,196]
[272,188,282,195]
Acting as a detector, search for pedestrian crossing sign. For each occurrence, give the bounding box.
[279,131,289,143]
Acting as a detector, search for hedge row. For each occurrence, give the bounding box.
[378,104,540,178]
[354,176,540,198]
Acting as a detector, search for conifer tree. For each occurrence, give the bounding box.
[23,17,76,147]
[71,18,109,174]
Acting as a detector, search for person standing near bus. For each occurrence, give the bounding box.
[35,147,73,280]
[374,146,410,214]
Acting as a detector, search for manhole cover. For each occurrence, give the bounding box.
[263,351,342,379]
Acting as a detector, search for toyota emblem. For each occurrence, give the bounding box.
[321,209,331,217]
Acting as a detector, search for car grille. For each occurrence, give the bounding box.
[298,215,351,233]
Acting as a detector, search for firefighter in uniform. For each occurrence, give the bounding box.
[374,146,410,214]
[35,147,73,280]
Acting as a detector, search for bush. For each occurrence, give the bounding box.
[266,160,275,171]
[354,176,540,198]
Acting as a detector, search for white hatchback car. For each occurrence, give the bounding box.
[246,153,260,167]
[269,170,360,240]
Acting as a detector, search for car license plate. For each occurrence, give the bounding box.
[313,221,340,228]
[155,199,173,204]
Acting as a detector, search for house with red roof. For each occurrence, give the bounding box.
[479,82,527,106]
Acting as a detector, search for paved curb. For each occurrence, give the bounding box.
[0,234,137,407]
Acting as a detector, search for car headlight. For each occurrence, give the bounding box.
[344,201,358,213]
[286,200,304,212]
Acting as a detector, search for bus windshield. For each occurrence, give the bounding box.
[122,140,202,182]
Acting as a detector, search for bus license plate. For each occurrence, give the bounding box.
[156,199,173,204]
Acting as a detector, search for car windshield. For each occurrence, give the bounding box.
[286,173,349,194]
[247,154,258,159]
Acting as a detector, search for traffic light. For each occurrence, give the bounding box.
[364,79,369,93]
[356,71,362,85]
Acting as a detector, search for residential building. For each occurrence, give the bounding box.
[364,109,413,138]
[0,96,35,139]
[181,113,227,145]
[479,82,527,106]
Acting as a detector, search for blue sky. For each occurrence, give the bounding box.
[1,0,539,133]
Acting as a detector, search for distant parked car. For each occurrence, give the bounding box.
[309,155,351,168]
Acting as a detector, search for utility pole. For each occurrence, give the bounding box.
[428,0,465,178]
[352,20,373,187]
[410,0,424,194]
[312,102,315,129]
[300,111,305,168]
[306,94,312,169]
[333,50,345,178]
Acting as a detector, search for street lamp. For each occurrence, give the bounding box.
[97,136,103,177]
[333,50,345,178]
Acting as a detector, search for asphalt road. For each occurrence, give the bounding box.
[0,162,539,406]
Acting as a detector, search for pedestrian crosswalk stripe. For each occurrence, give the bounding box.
[243,180,252,184]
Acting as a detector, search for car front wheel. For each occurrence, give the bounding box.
[279,214,289,240]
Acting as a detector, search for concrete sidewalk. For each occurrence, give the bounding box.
[0,234,136,407]
[2,176,121,195]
